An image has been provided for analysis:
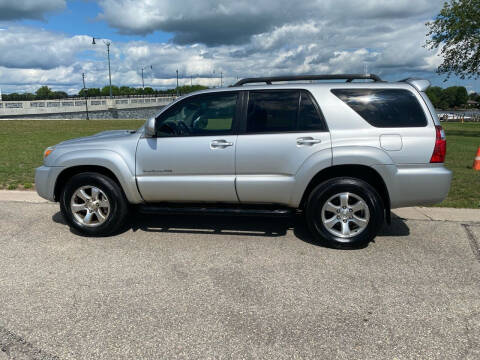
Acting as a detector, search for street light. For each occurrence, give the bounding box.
[92,37,113,99]
[140,65,153,90]
[82,73,90,120]
[176,69,179,96]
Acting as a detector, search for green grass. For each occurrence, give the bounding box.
[0,120,479,208]
[440,123,480,208]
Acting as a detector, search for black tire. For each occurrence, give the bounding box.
[305,177,384,248]
[59,172,129,236]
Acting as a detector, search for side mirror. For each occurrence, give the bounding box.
[144,117,156,137]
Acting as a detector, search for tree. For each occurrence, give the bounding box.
[469,92,480,102]
[426,86,443,108]
[80,88,101,97]
[425,85,469,109]
[426,0,480,79]
[454,86,468,106]
[51,91,68,99]
[35,86,53,99]
[101,85,119,96]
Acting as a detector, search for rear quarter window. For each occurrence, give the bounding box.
[331,89,427,127]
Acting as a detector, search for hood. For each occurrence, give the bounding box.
[57,129,137,147]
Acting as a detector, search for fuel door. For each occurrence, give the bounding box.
[380,134,403,151]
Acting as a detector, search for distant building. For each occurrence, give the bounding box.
[467,99,479,108]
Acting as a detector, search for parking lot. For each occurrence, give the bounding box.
[0,201,479,359]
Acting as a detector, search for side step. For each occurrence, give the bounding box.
[136,204,295,217]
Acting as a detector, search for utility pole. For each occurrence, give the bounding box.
[141,67,145,89]
[82,73,90,120]
[191,75,193,87]
[176,69,179,96]
[220,72,223,87]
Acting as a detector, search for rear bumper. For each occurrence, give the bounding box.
[374,164,452,209]
[35,166,64,202]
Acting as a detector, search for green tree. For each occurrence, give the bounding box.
[426,0,480,79]
[143,87,154,95]
[119,86,135,95]
[176,85,208,95]
[81,88,101,97]
[35,86,53,99]
[454,86,468,106]
[426,86,443,108]
[469,92,480,102]
[101,85,119,96]
[51,91,68,99]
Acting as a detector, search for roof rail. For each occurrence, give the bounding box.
[233,74,383,86]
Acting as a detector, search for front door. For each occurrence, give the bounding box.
[136,91,240,203]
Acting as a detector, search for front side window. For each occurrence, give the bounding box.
[156,92,237,136]
[246,90,325,133]
[331,89,427,127]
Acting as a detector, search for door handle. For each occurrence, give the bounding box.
[297,137,321,146]
[211,139,234,148]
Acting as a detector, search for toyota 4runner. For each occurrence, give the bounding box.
[35,74,452,248]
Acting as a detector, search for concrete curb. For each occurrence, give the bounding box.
[0,190,51,203]
[0,190,478,223]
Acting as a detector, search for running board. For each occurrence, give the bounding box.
[136,204,295,217]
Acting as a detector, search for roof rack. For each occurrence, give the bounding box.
[233,74,383,86]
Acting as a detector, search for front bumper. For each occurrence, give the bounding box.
[35,166,65,202]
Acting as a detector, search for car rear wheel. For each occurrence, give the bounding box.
[305,177,384,248]
[60,172,129,236]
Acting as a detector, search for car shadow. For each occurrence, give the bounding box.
[52,211,410,248]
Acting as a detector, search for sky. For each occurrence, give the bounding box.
[0,0,479,95]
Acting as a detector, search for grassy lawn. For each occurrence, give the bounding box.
[440,122,480,208]
[0,120,479,208]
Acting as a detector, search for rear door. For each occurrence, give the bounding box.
[235,89,332,205]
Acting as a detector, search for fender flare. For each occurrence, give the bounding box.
[53,149,143,203]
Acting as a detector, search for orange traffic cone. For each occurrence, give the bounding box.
[474,146,480,171]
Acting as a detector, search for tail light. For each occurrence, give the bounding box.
[430,125,446,163]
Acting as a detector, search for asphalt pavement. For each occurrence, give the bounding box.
[0,201,479,359]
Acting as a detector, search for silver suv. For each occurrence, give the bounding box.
[35,74,452,248]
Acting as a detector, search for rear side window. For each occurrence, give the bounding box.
[298,92,325,131]
[246,90,325,133]
[331,89,427,127]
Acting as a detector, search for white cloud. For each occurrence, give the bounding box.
[0,0,65,20]
[0,26,93,70]
[97,0,443,45]
[0,0,464,93]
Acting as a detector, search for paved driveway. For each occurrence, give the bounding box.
[0,202,479,359]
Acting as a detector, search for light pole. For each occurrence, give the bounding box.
[220,72,223,87]
[176,69,179,96]
[140,65,154,91]
[82,73,90,120]
[92,37,113,99]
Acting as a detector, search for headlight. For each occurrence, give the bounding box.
[43,147,55,159]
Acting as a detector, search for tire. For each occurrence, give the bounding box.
[305,177,384,248]
[59,172,129,236]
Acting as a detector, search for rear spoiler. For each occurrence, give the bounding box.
[398,78,431,92]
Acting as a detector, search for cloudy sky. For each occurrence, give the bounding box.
[0,0,478,94]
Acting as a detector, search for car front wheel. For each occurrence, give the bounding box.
[60,172,129,236]
[305,177,384,248]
